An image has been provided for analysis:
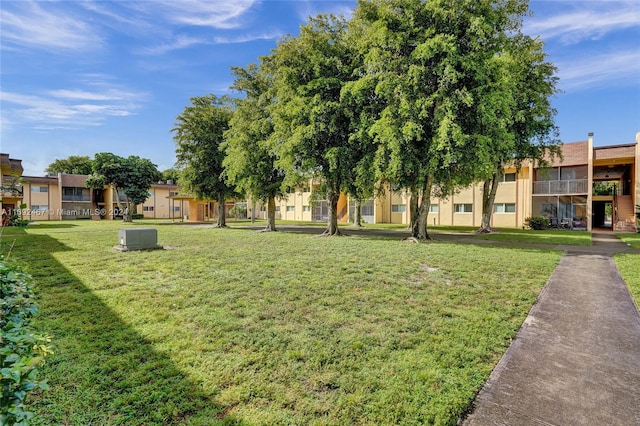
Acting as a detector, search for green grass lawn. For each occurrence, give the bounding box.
[3,220,561,425]
[615,253,640,307]
[233,220,592,246]
[617,232,640,249]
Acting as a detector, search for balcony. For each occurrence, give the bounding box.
[62,195,91,202]
[534,179,588,195]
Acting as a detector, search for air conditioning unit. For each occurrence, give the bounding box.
[115,228,162,251]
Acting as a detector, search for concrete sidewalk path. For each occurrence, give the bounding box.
[464,234,640,425]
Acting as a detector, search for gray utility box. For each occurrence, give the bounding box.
[116,228,162,251]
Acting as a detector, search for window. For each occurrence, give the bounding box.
[173,206,181,212]
[143,206,154,212]
[494,203,516,213]
[62,187,90,201]
[429,204,439,213]
[286,205,295,212]
[303,186,311,193]
[303,206,310,212]
[454,203,473,213]
[31,205,48,212]
[275,206,280,212]
[31,186,48,193]
[392,204,406,213]
[503,173,516,182]
[169,191,179,197]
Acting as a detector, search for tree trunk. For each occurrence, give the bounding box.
[408,189,418,232]
[115,188,132,223]
[265,196,277,231]
[478,167,502,233]
[251,200,256,224]
[352,199,362,227]
[216,192,227,228]
[412,178,432,240]
[324,189,341,236]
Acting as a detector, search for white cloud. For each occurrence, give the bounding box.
[212,31,282,44]
[142,31,281,55]
[141,35,208,55]
[141,0,258,29]
[0,1,102,51]
[526,2,640,44]
[556,50,640,90]
[1,82,146,130]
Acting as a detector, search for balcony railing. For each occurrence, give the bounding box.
[533,179,588,195]
[62,195,91,202]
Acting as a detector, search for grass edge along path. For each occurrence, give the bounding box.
[7,221,561,425]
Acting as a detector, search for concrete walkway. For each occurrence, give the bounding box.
[463,232,640,425]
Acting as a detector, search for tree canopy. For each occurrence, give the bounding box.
[172,0,559,237]
[172,95,235,228]
[349,0,558,239]
[270,14,361,235]
[223,62,285,232]
[86,152,161,222]
[45,155,93,175]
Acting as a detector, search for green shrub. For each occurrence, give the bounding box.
[131,213,144,220]
[525,216,550,230]
[0,259,52,426]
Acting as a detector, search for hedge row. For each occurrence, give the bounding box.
[1,259,52,426]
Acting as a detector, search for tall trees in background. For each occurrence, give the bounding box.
[270,14,360,236]
[172,95,235,228]
[223,62,285,232]
[172,0,559,237]
[476,34,560,232]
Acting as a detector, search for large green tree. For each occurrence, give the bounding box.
[85,153,161,222]
[45,155,93,175]
[271,14,359,236]
[161,168,181,185]
[172,95,235,228]
[351,0,541,240]
[475,34,560,233]
[223,62,286,232]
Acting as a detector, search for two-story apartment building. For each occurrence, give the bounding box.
[3,131,639,231]
[249,132,639,232]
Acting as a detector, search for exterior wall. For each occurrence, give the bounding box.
[21,178,61,220]
[4,133,640,229]
[138,184,180,219]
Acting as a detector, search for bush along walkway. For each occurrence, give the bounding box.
[463,232,640,425]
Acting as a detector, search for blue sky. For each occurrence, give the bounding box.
[1,1,639,176]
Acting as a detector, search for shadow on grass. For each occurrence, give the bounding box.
[25,222,80,229]
[9,233,243,425]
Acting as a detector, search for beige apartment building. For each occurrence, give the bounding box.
[0,164,187,222]
[2,132,638,231]
[253,132,639,232]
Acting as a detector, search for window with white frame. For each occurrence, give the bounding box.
[303,205,310,212]
[31,205,48,212]
[286,205,295,212]
[392,204,406,213]
[143,206,154,212]
[31,186,48,193]
[494,203,516,213]
[503,173,516,182]
[429,204,439,213]
[173,206,181,212]
[454,203,473,213]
